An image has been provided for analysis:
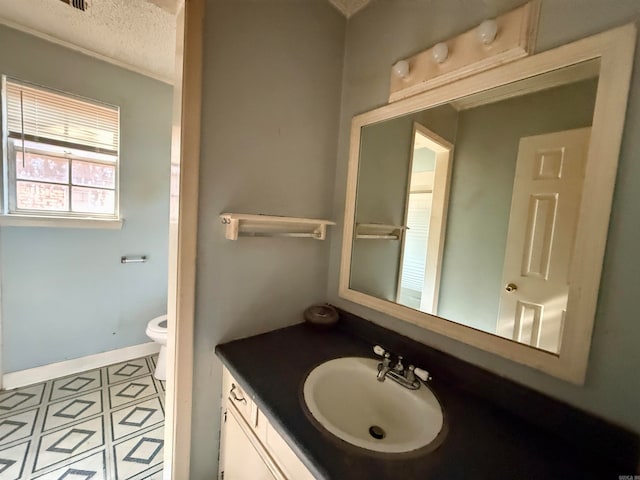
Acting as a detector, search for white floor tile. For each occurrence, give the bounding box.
[50,370,102,402]
[0,354,163,479]
[43,390,103,433]
[113,426,164,480]
[0,440,30,480]
[141,468,164,480]
[110,397,164,442]
[107,360,151,386]
[34,416,105,473]
[108,376,157,410]
[0,408,38,447]
[32,450,107,479]
[0,384,46,416]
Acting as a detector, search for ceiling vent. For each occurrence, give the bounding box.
[59,0,88,11]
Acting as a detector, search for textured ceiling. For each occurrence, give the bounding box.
[0,0,177,83]
[0,0,372,84]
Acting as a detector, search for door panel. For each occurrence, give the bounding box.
[497,128,591,353]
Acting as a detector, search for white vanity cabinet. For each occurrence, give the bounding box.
[219,367,316,480]
[219,406,277,480]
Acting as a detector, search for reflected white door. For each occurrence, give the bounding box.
[496,127,591,353]
[396,123,453,315]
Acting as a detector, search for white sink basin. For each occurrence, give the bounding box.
[302,357,444,453]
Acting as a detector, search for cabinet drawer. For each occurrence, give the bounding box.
[221,367,316,479]
[222,368,257,428]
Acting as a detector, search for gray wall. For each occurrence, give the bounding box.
[192,1,345,478]
[438,79,598,332]
[0,25,172,372]
[327,0,640,435]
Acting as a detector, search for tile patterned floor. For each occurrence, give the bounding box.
[0,355,165,480]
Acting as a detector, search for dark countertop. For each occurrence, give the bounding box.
[215,317,637,480]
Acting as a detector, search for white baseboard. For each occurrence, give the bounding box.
[2,342,161,390]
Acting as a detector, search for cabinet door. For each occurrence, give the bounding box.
[257,412,316,480]
[220,408,277,480]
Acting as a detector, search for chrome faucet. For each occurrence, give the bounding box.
[373,345,431,390]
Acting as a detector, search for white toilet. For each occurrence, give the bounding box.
[146,314,168,380]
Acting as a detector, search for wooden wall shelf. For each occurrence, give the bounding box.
[220,213,335,240]
[355,223,406,240]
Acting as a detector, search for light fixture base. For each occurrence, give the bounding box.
[388,0,541,103]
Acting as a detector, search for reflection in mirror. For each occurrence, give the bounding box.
[350,60,600,354]
[397,124,452,314]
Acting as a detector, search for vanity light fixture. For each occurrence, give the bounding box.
[477,19,499,45]
[431,42,449,64]
[388,1,540,102]
[392,60,410,79]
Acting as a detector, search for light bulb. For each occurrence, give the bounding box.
[431,43,449,64]
[392,60,410,79]
[477,19,498,45]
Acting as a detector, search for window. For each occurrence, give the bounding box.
[2,77,119,219]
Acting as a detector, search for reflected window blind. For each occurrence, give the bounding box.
[5,78,119,154]
[400,192,433,292]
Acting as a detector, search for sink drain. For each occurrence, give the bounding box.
[368,425,386,440]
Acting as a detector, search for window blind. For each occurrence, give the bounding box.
[5,78,119,154]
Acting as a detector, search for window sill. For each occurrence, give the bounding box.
[0,214,124,229]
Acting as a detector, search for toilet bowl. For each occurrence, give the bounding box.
[146,314,168,380]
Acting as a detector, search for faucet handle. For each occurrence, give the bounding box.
[414,367,432,382]
[373,345,392,366]
[373,345,386,357]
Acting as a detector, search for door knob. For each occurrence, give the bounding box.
[505,283,518,293]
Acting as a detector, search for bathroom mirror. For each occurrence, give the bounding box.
[339,25,636,383]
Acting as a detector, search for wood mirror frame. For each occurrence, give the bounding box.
[339,25,636,384]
